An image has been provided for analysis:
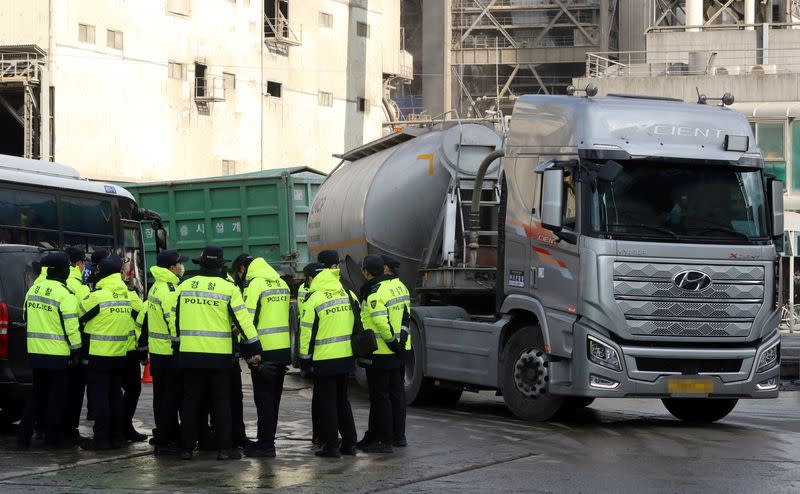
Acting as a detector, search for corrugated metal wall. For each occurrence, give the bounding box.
[618,0,654,61]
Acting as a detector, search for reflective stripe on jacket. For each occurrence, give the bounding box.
[298,268,354,368]
[138,265,180,356]
[243,258,291,362]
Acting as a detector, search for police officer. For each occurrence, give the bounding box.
[17,252,82,449]
[229,254,256,449]
[86,249,112,289]
[317,250,357,295]
[121,272,147,443]
[137,249,186,455]
[241,256,291,457]
[380,254,411,447]
[299,262,358,458]
[300,262,324,449]
[79,254,143,450]
[63,246,91,445]
[357,255,409,453]
[172,246,262,461]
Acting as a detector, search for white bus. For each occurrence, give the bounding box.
[0,153,166,294]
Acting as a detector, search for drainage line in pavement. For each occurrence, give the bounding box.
[364,452,539,493]
[0,450,154,483]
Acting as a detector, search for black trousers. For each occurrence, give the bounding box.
[365,367,406,443]
[151,366,182,445]
[181,368,232,451]
[64,365,86,438]
[88,367,124,443]
[250,365,286,448]
[312,373,357,451]
[20,368,69,444]
[121,358,141,433]
[229,360,246,443]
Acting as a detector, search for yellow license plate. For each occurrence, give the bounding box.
[667,378,714,395]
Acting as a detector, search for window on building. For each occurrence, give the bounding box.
[166,0,191,16]
[168,61,186,80]
[78,24,96,44]
[223,72,236,91]
[266,81,282,98]
[357,97,368,112]
[318,91,333,107]
[222,160,236,175]
[107,29,123,50]
[357,21,370,38]
[195,62,207,98]
[319,11,333,28]
[265,0,290,38]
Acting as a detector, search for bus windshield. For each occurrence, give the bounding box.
[589,161,769,243]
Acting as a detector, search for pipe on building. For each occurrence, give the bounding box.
[686,0,704,31]
[467,149,504,268]
[745,0,756,29]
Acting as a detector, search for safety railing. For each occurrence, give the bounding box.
[585,47,800,78]
[194,76,226,102]
[264,13,302,46]
[0,52,44,83]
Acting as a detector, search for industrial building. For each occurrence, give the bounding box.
[574,0,800,210]
[0,0,411,181]
[411,0,619,118]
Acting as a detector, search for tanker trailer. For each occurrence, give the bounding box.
[310,93,783,423]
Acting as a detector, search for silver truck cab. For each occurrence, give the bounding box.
[500,94,782,421]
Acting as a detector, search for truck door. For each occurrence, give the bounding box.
[531,170,579,314]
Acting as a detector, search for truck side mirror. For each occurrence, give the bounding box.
[769,179,784,238]
[541,168,564,232]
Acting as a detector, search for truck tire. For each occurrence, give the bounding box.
[405,318,435,405]
[500,326,564,421]
[662,398,738,423]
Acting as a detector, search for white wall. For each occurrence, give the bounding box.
[0,0,401,181]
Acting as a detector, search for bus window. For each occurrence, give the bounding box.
[63,234,113,253]
[0,228,58,248]
[122,223,145,295]
[62,196,113,236]
[0,188,58,230]
[118,198,137,220]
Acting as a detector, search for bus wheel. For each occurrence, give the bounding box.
[500,326,563,421]
[662,398,738,424]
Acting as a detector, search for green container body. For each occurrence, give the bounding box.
[120,167,325,274]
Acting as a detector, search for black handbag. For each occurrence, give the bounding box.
[348,291,377,358]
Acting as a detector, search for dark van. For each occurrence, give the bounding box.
[0,245,43,423]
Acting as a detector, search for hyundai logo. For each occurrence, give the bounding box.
[673,270,712,291]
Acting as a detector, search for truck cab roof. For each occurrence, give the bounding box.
[507,95,760,165]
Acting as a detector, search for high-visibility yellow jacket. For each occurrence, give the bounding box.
[172,272,262,369]
[299,268,354,375]
[79,273,143,362]
[243,258,291,365]
[360,275,411,368]
[136,266,180,362]
[66,266,90,302]
[24,277,82,368]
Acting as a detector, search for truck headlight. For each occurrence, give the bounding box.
[756,342,780,373]
[587,335,622,372]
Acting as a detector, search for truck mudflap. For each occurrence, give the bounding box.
[552,323,781,399]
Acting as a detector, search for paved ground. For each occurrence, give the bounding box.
[0,372,798,493]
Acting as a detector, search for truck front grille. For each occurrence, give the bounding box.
[614,261,764,338]
[635,357,743,373]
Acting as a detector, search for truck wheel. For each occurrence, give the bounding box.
[405,318,434,405]
[662,398,738,423]
[500,326,564,421]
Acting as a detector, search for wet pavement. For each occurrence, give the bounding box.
[0,373,798,493]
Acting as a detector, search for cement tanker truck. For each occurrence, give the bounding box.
[308,94,784,423]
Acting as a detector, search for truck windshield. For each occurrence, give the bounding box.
[589,161,769,243]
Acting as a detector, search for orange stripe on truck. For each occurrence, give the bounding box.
[309,236,368,254]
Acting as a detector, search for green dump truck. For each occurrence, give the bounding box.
[121,167,325,278]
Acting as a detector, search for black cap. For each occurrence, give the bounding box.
[317,250,340,267]
[361,255,384,277]
[192,245,228,268]
[156,249,188,268]
[90,249,111,264]
[42,251,70,271]
[98,254,123,276]
[381,254,400,270]
[303,262,324,278]
[64,246,87,264]
[231,253,254,273]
